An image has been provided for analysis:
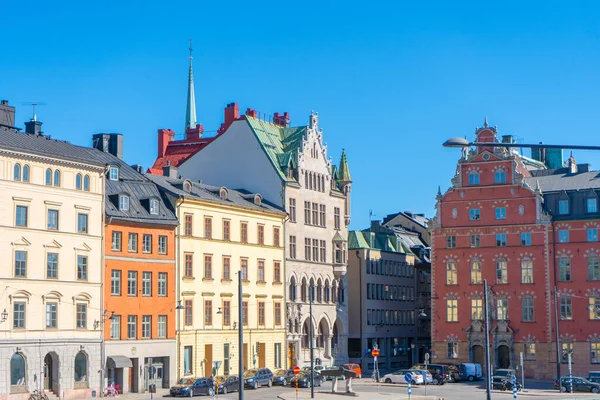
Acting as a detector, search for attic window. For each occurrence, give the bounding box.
[150,199,159,215]
[254,194,262,206]
[183,180,192,193]
[119,195,130,211]
[219,187,228,201]
[109,166,119,181]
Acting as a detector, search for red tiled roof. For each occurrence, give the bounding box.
[148,137,216,175]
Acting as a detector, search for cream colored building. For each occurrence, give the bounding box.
[0,117,105,399]
[148,170,287,379]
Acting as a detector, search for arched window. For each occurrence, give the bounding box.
[471,259,482,284]
[22,165,30,182]
[321,176,325,192]
[468,171,480,185]
[338,280,345,304]
[522,295,534,322]
[332,281,338,303]
[53,170,61,187]
[83,175,90,191]
[13,164,21,181]
[309,278,315,301]
[45,169,52,185]
[446,260,457,285]
[10,353,26,389]
[521,258,534,283]
[316,279,323,302]
[589,254,600,281]
[496,258,508,284]
[324,279,331,303]
[301,278,307,302]
[446,296,458,322]
[74,352,88,387]
[76,174,82,190]
[289,277,297,301]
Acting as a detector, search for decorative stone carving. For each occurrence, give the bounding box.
[518,205,524,216]
[452,208,458,219]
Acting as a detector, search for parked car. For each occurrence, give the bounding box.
[273,369,295,386]
[243,368,273,389]
[554,376,600,393]
[458,363,482,381]
[323,366,346,381]
[289,371,325,388]
[589,371,600,384]
[382,370,423,385]
[444,364,460,382]
[171,377,214,397]
[411,364,449,385]
[342,363,362,379]
[216,375,239,394]
[302,365,326,373]
[409,369,433,385]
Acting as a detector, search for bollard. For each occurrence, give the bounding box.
[407,382,411,400]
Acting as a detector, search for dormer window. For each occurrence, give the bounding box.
[559,199,569,215]
[109,166,119,181]
[119,195,130,211]
[254,194,262,206]
[468,171,480,185]
[219,187,228,201]
[588,198,598,213]
[183,180,192,193]
[150,199,159,215]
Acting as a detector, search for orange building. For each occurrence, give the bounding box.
[93,135,179,393]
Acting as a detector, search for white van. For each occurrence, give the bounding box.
[459,363,482,381]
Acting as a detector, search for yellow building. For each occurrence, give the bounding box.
[148,169,287,379]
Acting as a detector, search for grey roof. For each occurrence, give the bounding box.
[525,170,600,192]
[0,126,104,167]
[146,174,286,216]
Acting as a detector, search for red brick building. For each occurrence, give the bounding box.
[431,121,600,379]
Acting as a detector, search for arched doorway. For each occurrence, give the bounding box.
[44,353,60,392]
[497,345,510,368]
[472,345,484,365]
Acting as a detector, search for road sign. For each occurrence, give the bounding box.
[404,373,413,383]
[372,349,380,357]
[293,366,300,375]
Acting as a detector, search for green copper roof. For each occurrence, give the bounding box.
[338,149,352,182]
[348,231,406,254]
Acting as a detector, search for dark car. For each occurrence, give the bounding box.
[216,375,239,394]
[411,364,449,385]
[289,371,325,388]
[273,369,295,386]
[171,377,214,397]
[554,376,600,393]
[243,368,273,389]
[589,371,600,384]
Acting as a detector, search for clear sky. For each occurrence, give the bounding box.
[3,1,600,230]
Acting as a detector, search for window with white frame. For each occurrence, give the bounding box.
[110,315,121,339]
[524,342,536,360]
[560,295,572,320]
[590,297,600,320]
[158,315,167,338]
[143,234,152,253]
[446,261,457,285]
[588,228,598,242]
[119,195,129,211]
[589,256,600,281]
[558,199,569,215]
[559,257,571,281]
[591,342,600,364]
[469,171,480,185]
[522,296,534,322]
[496,258,508,284]
[142,315,151,339]
[496,298,508,320]
[471,260,482,284]
[494,170,506,183]
[150,199,159,215]
[588,198,598,213]
[127,315,137,339]
[521,258,534,283]
[471,297,483,320]
[469,209,480,220]
[158,235,167,254]
[495,207,507,220]
[109,166,119,181]
[446,298,458,322]
[447,342,458,358]
[158,272,167,296]
[142,272,151,296]
[112,231,122,251]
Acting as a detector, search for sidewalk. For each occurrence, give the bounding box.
[276,392,440,400]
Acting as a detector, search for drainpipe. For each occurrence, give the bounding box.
[176,196,186,381]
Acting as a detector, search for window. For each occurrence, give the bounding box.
[470,234,480,248]
[76,174,82,190]
[312,203,318,225]
[109,166,119,181]
[258,302,265,325]
[592,343,600,364]
[142,272,152,296]
[305,238,311,261]
[47,253,58,279]
[495,207,507,220]
[223,301,231,326]
[204,255,212,279]
[184,254,193,278]
[184,214,193,236]
[447,342,458,359]
[446,235,456,248]
[559,199,569,215]
[471,260,482,284]
[312,239,319,261]
[522,296,535,322]
[304,201,311,224]
[446,261,457,285]
[589,228,599,242]
[20,165,29,182]
[202,300,212,325]
[128,271,137,296]
[497,298,508,320]
[158,235,167,254]
[471,298,483,320]
[524,343,536,360]
[496,233,507,247]
[273,227,280,247]
[184,300,193,326]
[241,259,248,281]
[13,302,26,328]
[257,225,265,245]
[14,251,27,277]
[142,234,152,253]
[76,304,87,329]
[46,168,52,185]
[13,164,21,181]
[110,315,121,339]
[469,209,480,220]
[289,198,296,222]
[275,302,282,325]
[561,343,573,363]
[53,170,61,187]
[128,233,138,252]
[494,170,506,183]
[274,261,281,283]
[112,231,122,251]
[47,209,59,230]
[77,213,88,233]
[149,199,159,215]
[74,352,88,386]
[560,296,572,320]
[15,205,27,227]
[241,222,248,243]
[223,220,230,241]
[158,315,167,338]
[111,270,121,295]
[275,343,282,369]
[588,198,598,213]
[558,229,569,243]
[521,232,531,246]
[590,297,600,320]
[468,171,480,185]
[158,272,167,296]
[77,255,88,281]
[204,217,212,239]
[127,315,137,338]
[119,195,129,211]
[83,175,90,191]
[496,258,508,284]
[589,256,600,281]
[319,204,326,227]
[446,299,458,322]
[334,207,341,230]
[521,258,534,283]
[184,346,193,375]
[319,240,326,262]
[142,315,151,339]
[289,235,297,259]
[559,257,571,281]
[222,257,231,280]
[242,301,249,325]
[257,260,265,282]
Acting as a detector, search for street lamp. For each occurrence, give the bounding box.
[238,271,245,400]
[176,300,184,381]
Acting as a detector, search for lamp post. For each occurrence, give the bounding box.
[483,280,492,400]
[309,283,314,399]
[176,300,184,381]
[238,271,245,400]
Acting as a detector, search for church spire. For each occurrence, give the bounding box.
[185,39,197,133]
[337,149,352,183]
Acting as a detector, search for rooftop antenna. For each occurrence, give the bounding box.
[21,102,47,121]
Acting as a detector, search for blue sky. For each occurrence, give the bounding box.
[3,1,600,230]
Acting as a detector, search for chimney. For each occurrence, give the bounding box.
[218,102,239,134]
[273,112,290,127]
[245,108,257,118]
[158,129,175,158]
[93,133,123,159]
[130,164,144,174]
[162,162,178,179]
[0,100,17,130]
[25,119,43,136]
